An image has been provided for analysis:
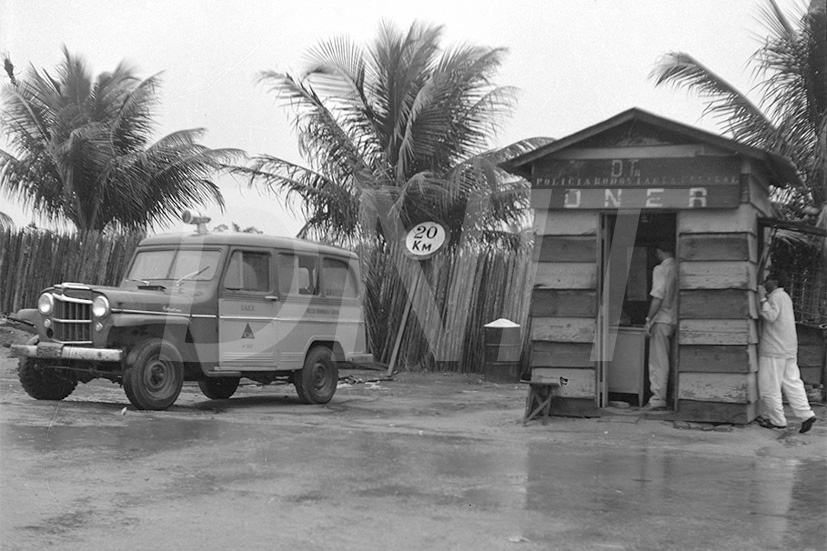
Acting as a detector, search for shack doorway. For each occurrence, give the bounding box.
[598,212,676,409]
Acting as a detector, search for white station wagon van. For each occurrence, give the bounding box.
[11,212,373,410]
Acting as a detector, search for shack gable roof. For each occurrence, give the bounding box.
[500,107,801,188]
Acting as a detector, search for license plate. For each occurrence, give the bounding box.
[36,343,64,359]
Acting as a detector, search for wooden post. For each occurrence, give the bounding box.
[387,270,420,376]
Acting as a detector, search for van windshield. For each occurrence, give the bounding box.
[127,249,221,282]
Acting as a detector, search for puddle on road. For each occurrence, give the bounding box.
[524,443,824,519]
[1,419,227,456]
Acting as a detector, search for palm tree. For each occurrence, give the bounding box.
[652,0,826,324]
[0,47,243,231]
[242,21,520,246]
[243,22,534,368]
[651,0,826,228]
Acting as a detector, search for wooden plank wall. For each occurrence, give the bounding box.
[530,209,598,400]
[677,200,763,420]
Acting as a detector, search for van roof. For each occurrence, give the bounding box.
[138,231,358,259]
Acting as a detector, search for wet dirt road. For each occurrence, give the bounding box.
[1,355,825,550]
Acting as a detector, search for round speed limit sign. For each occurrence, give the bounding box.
[405,221,447,258]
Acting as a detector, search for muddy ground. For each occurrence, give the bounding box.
[1,325,825,551]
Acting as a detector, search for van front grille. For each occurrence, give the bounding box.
[53,294,92,344]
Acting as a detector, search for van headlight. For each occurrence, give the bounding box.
[92,296,111,318]
[37,293,54,315]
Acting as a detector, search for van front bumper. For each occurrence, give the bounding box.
[11,343,123,362]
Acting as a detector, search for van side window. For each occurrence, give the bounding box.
[224,251,270,292]
[323,258,358,298]
[277,254,297,295]
[277,253,318,296]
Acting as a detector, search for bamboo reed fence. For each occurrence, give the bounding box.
[789,271,827,327]
[361,239,535,374]
[0,229,144,315]
[770,234,827,328]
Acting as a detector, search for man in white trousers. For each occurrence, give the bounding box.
[643,244,677,411]
[757,270,817,433]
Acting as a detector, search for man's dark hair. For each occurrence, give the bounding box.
[655,242,674,255]
[769,269,789,288]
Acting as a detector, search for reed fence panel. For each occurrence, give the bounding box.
[0,229,143,315]
[362,241,535,374]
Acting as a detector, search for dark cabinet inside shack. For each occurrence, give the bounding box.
[603,213,676,328]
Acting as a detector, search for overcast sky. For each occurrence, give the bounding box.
[0,0,804,235]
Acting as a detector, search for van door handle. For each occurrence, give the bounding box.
[264,295,279,302]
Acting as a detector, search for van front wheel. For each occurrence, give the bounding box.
[123,339,183,411]
[294,346,338,404]
[18,357,78,401]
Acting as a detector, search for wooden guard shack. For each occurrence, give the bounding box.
[501,108,804,424]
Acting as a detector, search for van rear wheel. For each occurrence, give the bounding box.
[294,346,338,404]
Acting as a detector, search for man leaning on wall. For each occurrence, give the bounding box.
[756,269,817,433]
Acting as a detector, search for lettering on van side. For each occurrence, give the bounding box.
[306,307,338,315]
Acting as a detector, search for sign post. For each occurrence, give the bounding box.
[386,222,448,375]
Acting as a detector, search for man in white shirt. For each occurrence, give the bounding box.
[757,270,817,433]
[643,244,677,410]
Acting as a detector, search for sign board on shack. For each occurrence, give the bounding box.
[531,156,743,210]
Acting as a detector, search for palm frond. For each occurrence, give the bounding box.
[482,137,556,165]
[755,0,798,38]
[259,71,371,178]
[235,154,360,242]
[0,210,14,229]
[108,73,162,152]
[651,52,779,147]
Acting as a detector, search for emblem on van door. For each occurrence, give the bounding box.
[241,304,255,311]
[242,324,255,339]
